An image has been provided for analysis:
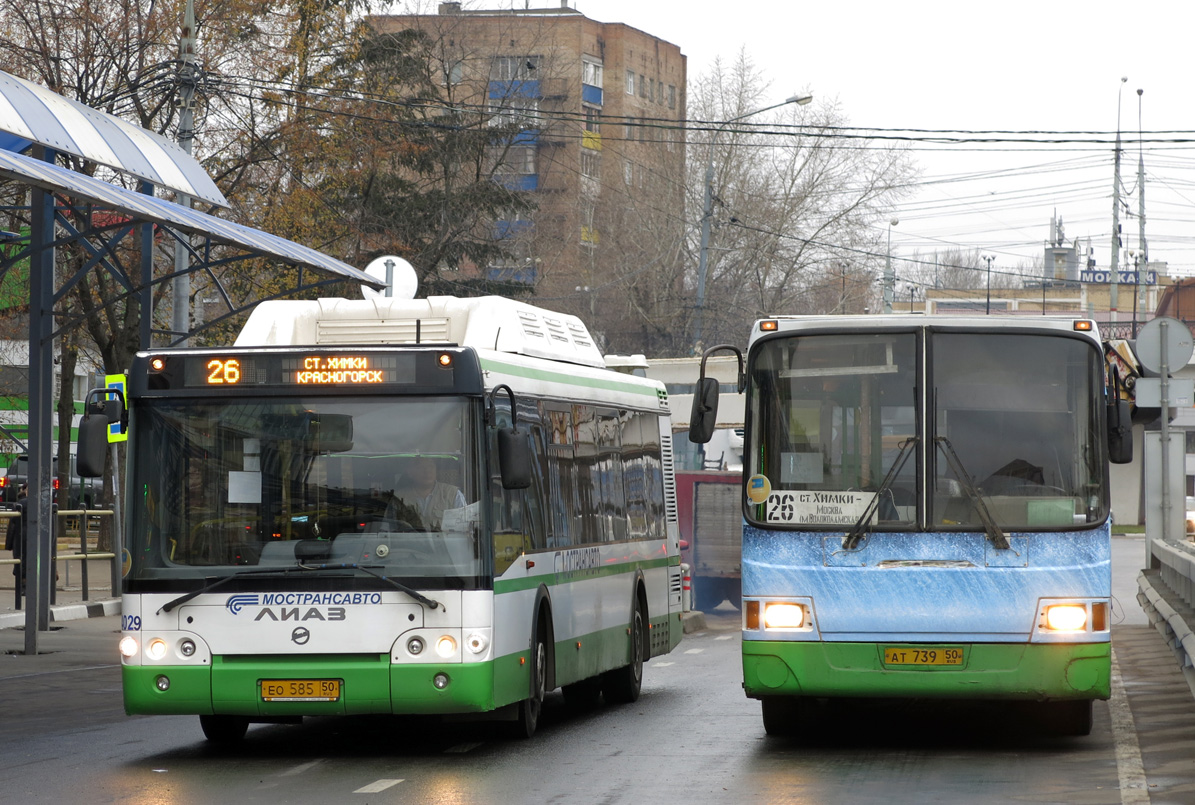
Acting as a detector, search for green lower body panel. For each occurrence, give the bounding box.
[124,656,503,717]
[742,640,1111,701]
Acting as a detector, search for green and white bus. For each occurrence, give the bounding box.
[89,295,682,741]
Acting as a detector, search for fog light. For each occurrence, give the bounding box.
[433,672,450,690]
[763,603,805,629]
[435,635,456,658]
[179,639,196,658]
[146,638,168,661]
[118,636,139,658]
[465,632,488,654]
[407,636,425,656]
[155,675,170,691]
[1044,604,1087,631]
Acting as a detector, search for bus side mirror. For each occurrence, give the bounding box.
[77,414,109,477]
[689,376,720,444]
[498,428,532,490]
[1108,399,1133,464]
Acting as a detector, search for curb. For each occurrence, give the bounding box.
[0,598,120,630]
[681,610,707,634]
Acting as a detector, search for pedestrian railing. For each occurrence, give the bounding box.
[0,509,117,610]
[1137,535,1195,699]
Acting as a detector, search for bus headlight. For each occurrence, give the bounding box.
[146,638,168,661]
[1043,604,1087,632]
[465,633,489,654]
[763,603,805,629]
[435,636,457,658]
[118,636,139,658]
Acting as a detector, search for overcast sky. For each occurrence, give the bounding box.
[571,0,1195,286]
[405,1,1195,287]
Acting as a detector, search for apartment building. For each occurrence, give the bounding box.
[371,2,687,350]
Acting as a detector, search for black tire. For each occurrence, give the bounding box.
[1042,700,1093,736]
[199,714,249,743]
[602,599,645,704]
[761,696,808,737]
[562,676,603,709]
[510,626,547,739]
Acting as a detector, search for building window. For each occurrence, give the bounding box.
[668,85,676,109]
[489,97,540,128]
[493,55,541,81]
[624,161,632,185]
[581,149,600,179]
[583,106,600,133]
[583,59,603,88]
[639,73,646,98]
[504,145,536,174]
[625,70,634,95]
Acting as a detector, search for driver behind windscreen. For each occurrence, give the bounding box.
[384,456,466,530]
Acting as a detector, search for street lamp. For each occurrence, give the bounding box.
[983,254,995,314]
[882,218,899,313]
[693,92,813,352]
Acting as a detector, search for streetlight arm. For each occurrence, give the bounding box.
[694,92,813,351]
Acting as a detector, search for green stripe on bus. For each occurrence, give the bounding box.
[494,555,676,594]
[742,640,1111,699]
[479,357,660,398]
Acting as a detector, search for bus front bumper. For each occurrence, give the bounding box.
[742,640,1111,701]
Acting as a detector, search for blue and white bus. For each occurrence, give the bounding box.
[690,315,1132,736]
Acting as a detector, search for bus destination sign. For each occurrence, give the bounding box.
[178,353,419,388]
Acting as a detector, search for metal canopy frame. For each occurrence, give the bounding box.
[0,76,383,654]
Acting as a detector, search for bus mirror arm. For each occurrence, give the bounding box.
[690,345,744,444]
[487,384,532,490]
[77,387,126,477]
[1106,369,1133,465]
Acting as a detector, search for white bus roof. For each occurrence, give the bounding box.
[236,296,606,368]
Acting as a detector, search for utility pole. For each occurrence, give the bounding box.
[172,0,198,341]
[983,254,994,314]
[882,218,898,313]
[1110,77,1127,324]
[1136,88,1148,336]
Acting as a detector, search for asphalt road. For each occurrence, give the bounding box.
[1,535,1192,804]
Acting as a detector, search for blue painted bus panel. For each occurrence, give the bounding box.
[742,523,1110,641]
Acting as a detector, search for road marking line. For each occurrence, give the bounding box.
[684,648,704,654]
[715,635,733,641]
[1109,648,1149,805]
[444,742,484,753]
[652,661,675,667]
[280,760,325,776]
[354,779,403,794]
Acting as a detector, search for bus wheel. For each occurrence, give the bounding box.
[511,629,547,739]
[602,600,645,704]
[1042,700,1093,736]
[761,697,808,737]
[199,714,249,743]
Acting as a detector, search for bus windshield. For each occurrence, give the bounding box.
[747,330,1106,531]
[127,397,482,583]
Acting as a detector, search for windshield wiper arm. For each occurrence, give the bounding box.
[935,436,1010,550]
[843,437,918,551]
[158,562,442,614]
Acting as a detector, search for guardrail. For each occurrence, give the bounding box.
[1137,535,1195,699]
[0,509,117,610]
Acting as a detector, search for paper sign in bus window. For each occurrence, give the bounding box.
[766,490,875,525]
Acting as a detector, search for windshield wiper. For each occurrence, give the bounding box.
[843,436,918,551]
[158,563,442,614]
[935,436,1010,550]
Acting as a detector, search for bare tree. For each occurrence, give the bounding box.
[686,51,916,348]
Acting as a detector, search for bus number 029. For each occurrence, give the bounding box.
[122,615,141,631]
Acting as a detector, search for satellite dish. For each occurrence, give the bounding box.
[361,255,418,300]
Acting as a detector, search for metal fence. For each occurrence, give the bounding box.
[0,509,117,609]
[1137,536,1195,699]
